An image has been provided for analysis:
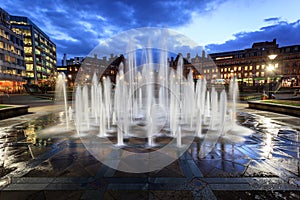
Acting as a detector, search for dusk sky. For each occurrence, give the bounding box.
[2,0,300,62]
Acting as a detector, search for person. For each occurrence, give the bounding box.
[271,93,276,99]
[262,91,268,100]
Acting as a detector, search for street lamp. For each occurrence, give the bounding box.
[266,54,277,98]
[267,54,277,75]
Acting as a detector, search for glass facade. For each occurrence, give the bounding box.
[0,8,26,93]
[10,16,57,83]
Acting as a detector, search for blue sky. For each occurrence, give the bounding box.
[1,0,300,62]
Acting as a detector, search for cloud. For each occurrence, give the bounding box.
[2,0,300,62]
[205,20,300,53]
[264,17,281,22]
[1,0,228,61]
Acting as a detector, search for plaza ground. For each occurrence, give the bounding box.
[0,95,299,199]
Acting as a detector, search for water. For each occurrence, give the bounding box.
[55,73,69,129]
[73,48,251,148]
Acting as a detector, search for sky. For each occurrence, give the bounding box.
[1,0,300,63]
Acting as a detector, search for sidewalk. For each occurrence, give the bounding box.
[0,101,299,199]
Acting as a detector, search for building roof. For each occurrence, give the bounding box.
[10,15,52,41]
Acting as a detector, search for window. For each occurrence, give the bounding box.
[256,72,260,77]
[245,66,248,71]
[26,64,34,71]
[224,68,227,72]
[24,47,32,54]
[249,66,253,70]
[11,57,16,63]
[262,65,265,69]
[238,66,241,71]
[256,65,260,70]
[26,72,34,77]
[244,72,248,77]
[221,68,223,72]
[234,67,237,71]
[261,72,265,77]
[5,55,11,62]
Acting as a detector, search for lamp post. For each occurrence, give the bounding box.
[267,54,277,98]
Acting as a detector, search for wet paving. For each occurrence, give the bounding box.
[0,105,299,199]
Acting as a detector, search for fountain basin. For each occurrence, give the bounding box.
[248,100,300,117]
[0,105,29,120]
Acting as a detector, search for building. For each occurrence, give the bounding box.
[57,54,85,87]
[0,8,26,93]
[208,39,300,87]
[9,15,57,83]
[57,53,122,87]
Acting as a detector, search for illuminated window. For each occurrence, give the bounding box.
[245,66,248,71]
[262,65,265,69]
[11,57,16,63]
[238,73,241,78]
[26,72,34,77]
[244,72,248,77]
[26,64,34,71]
[256,65,260,70]
[221,68,223,72]
[234,67,237,71]
[238,66,241,71]
[249,66,253,70]
[256,72,260,77]
[261,72,265,77]
[4,55,11,62]
[24,47,32,54]
[224,68,227,72]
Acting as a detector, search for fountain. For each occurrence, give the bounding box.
[73,50,251,148]
[55,73,69,129]
[69,27,253,173]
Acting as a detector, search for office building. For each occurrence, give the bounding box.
[10,15,57,83]
[0,7,25,93]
